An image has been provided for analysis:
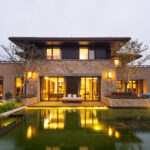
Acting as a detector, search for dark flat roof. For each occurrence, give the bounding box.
[9,37,131,42]
[9,37,131,51]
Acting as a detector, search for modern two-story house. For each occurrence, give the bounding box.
[0,37,149,103]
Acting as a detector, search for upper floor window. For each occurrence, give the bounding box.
[79,48,95,60]
[47,48,61,60]
[79,48,88,60]
[89,49,95,60]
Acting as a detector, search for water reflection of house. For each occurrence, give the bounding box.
[42,109,101,130]
[42,110,65,129]
[80,110,99,128]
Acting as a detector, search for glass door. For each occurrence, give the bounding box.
[41,77,66,101]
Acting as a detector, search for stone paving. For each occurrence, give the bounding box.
[30,101,107,107]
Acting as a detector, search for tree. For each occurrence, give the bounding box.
[112,39,150,93]
[0,42,42,96]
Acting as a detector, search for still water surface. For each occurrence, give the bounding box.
[0,108,150,150]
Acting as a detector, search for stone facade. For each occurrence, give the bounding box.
[0,59,116,100]
[22,97,39,106]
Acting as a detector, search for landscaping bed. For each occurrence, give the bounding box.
[102,92,150,108]
[0,102,23,114]
[107,92,148,99]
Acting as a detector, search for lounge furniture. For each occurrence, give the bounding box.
[62,94,82,103]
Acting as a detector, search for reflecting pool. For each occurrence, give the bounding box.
[1,108,150,150]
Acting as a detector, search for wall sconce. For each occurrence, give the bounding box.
[114,59,120,66]
[108,71,112,79]
[27,71,32,79]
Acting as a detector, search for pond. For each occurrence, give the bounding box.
[0,107,150,150]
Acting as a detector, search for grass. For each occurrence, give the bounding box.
[0,102,23,114]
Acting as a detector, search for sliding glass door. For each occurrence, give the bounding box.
[41,77,66,101]
[41,76,100,101]
[79,77,100,101]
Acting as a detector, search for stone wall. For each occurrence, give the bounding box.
[22,97,39,106]
[0,60,116,99]
[102,96,150,107]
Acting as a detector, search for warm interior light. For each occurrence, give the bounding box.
[79,48,88,60]
[108,72,112,79]
[44,77,49,80]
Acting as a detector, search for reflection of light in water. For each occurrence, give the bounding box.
[46,146,60,150]
[26,107,108,110]
[79,146,88,150]
[49,114,51,120]
[44,110,64,130]
[115,131,120,138]
[93,125,103,131]
[108,127,113,136]
[44,119,49,129]
[80,110,99,128]
[26,126,32,139]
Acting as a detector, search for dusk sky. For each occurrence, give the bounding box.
[0,0,150,56]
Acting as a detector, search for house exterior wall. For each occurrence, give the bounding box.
[0,63,17,99]
[35,60,116,98]
[116,67,150,93]
[0,59,116,100]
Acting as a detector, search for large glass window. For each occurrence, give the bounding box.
[41,77,66,101]
[86,78,93,100]
[127,80,138,93]
[80,78,86,100]
[116,80,141,94]
[79,48,88,60]
[47,48,61,60]
[80,77,99,100]
[16,78,23,97]
[0,78,3,99]
[47,49,52,59]
[89,49,95,60]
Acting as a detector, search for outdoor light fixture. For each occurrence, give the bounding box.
[114,59,120,66]
[108,72,112,79]
[28,72,32,78]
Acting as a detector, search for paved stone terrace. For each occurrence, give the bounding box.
[30,101,107,107]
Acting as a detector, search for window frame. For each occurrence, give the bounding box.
[46,47,61,60]
[15,77,23,97]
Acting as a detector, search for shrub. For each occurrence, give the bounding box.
[0,102,23,113]
[5,91,12,100]
[16,95,22,103]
